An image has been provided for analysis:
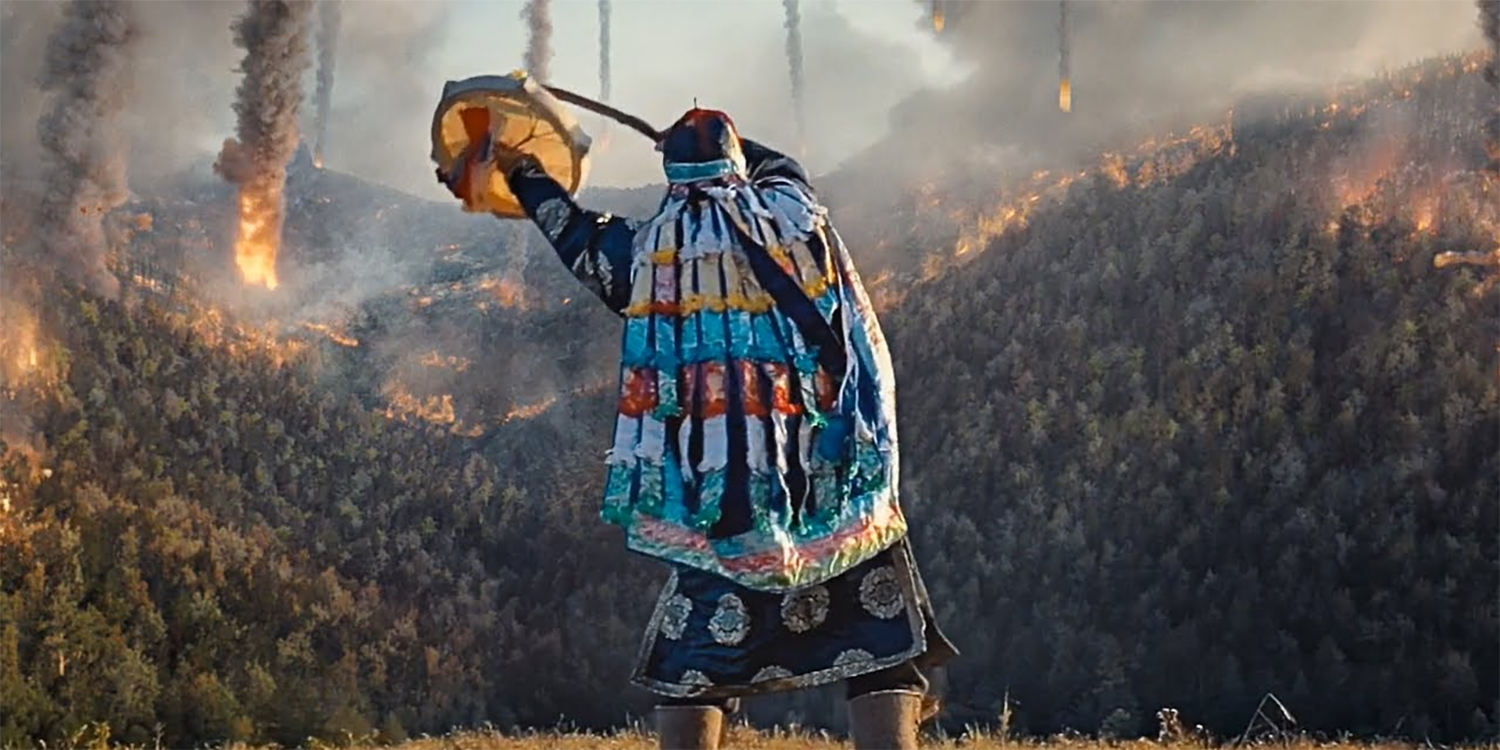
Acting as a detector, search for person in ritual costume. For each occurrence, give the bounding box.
[438,107,958,750]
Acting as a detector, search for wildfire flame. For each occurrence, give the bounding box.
[233,188,283,290]
[300,321,359,348]
[420,350,471,373]
[500,394,558,424]
[478,276,529,309]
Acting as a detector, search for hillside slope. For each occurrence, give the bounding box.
[1,55,1497,747]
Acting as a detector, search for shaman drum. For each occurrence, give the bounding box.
[430,71,593,220]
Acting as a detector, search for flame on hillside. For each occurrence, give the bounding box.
[889,54,1500,310]
[478,276,529,309]
[234,189,282,290]
[300,321,359,348]
[500,394,557,424]
[180,306,308,368]
[382,383,484,437]
[420,351,471,373]
[497,378,613,425]
[945,119,1233,262]
[0,304,45,390]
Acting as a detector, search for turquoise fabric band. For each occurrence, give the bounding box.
[665,158,739,184]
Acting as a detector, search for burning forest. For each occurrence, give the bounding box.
[0,2,1497,748]
[214,0,314,291]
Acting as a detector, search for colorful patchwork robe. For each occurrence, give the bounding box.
[507,141,906,592]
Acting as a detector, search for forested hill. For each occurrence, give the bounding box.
[2,55,1497,747]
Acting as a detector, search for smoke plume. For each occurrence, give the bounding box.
[1479,0,1499,177]
[34,0,142,300]
[598,0,611,102]
[782,0,807,152]
[522,0,552,82]
[214,0,315,291]
[1057,0,1071,113]
[312,0,342,169]
[881,1,1482,175]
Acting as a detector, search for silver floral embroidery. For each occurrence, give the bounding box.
[834,649,874,667]
[708,594,751,646]
[536,198,573,241]
[660,594,692,640]
[780,585,830,633]
[752,665,793,683]
[858,565,905,619]
[681,669,713,686]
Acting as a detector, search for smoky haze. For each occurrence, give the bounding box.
[35,0,142,300]
[0,1,1485,221]
[880,0,1482,173]
[313,0,343,167]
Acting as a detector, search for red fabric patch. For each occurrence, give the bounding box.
[618,368,659,417]
[741,362,769,418]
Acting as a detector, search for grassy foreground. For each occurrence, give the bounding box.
[270,728,1500,750]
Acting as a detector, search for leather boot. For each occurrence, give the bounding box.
[655,705,725,750]
[848,689,923,749]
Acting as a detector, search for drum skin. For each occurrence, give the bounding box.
[431,71,593,219]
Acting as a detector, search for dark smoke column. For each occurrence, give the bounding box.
[312,0,342,169]
[595,0,612,150]
[1480,0,1499,177]
[522,0,552,82]
[214,0,314,291]
[782,0,806,154]
[35,0,141,299]
[598,0,611,102]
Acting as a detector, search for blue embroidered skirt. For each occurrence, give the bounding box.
[631,538,957,698]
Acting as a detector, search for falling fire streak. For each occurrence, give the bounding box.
[234,190,282,290]
[931,0,944,32]
[1057,0,1071,113]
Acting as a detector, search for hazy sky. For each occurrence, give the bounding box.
[340,0,966,196]
[1,0,1485,203]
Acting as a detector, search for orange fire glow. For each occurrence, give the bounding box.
[300,322,360,348]
[1059,78,1072,113]
[232,187,284,290]
[478,276,529,309]
[420,350,472,373]
[500,394,558,424]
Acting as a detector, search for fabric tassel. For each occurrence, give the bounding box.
[698,416,729,472]
[637,415,668,462]
[610,415,641,464]
[663,456,687,524]
[745,418,769,472]
[602,463,635,524]
[694,470,725,530]
[637,462,666,516]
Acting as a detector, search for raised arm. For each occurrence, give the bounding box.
[504,159,636,315]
